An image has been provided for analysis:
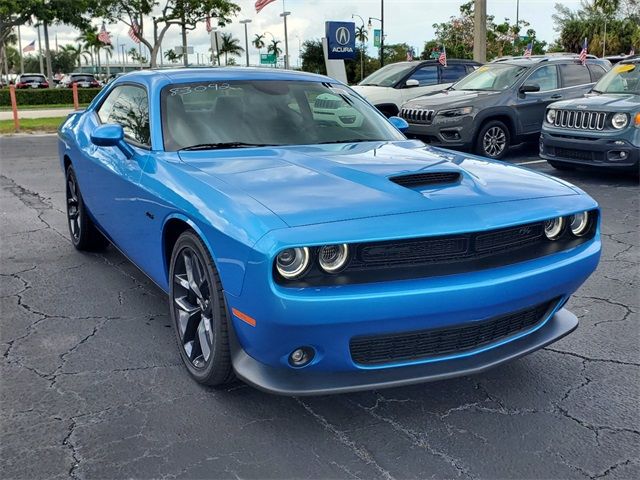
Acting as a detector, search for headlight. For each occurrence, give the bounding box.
[544,217,565,240]
[546,109,557,124]
[276,247,310,279]
[318,244,349,273]
[611,113,629,129]
[437,106,473,117]
[569,211,590,237]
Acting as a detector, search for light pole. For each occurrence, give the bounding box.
[240,19,252,67]
[280,11,291,69]
[367,0,384,67]
[120,44,126,67]
[352,14,365,81]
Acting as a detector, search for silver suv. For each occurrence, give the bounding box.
[400,55,611,159]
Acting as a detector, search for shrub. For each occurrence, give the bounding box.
[0,88,101,107]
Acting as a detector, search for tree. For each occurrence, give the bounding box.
[300,40,325,75]
[267,39,282,64]
[164,49,182,63]
[98,0,240,68]
[252,33,266,56]
[355,25,368,82]
[219,32,243,65]
[128,47,148,65]
[61,44,91,67]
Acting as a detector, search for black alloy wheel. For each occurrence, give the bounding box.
[169,231,234,385]
[65,166,108,251]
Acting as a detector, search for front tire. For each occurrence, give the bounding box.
[169,230,234,386]
[65,165,109,251]
[475,120,510,160]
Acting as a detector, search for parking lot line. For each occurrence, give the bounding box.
[516,159,548,165]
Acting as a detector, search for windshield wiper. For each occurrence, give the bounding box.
[179,142,272,151]
[317,139,385,144]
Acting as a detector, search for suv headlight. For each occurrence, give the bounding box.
[437,106,473,117]
[546,109,557,124]
[611,113,629,129]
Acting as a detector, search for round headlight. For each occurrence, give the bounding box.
[544,217,565,240]
[276,247,310,279]
[546,109,557,124]
[569,211,590,237]
[611,113,629,129]
[318,244,349,273]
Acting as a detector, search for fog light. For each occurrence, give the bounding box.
[289,347,314,367]
[544,217,565,240]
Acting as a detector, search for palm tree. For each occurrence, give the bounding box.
[164,49,181,64]
[219,33,244,66]
[61,44,91,68]
[252,33,266,57]
[267,39,282,66]
[355,26,368,81]
[76,28,98,68]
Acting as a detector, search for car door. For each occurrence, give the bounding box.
[79,83,152,263]
[401,65,440,103]
[558,63,596,99]
[514,64,561,134]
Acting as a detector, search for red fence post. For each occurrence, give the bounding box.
[72,83,79,110]
[9,85,19,132]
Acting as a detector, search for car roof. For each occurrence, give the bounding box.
[20,73,45,76]
[491,54,606,66]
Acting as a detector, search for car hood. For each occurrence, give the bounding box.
[403,89,500,109]
[179,140,578,227]
[550,93,640,111]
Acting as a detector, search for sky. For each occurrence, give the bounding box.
[16,0,585,68]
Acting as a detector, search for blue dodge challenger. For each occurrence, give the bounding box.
[57,68,601,395]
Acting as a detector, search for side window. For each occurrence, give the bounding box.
[408,66,438,86]
[526,65,559,91]
[560,64,592,87]
[587,64,606,82]
[99,85,151,146]
[441,64,468,83]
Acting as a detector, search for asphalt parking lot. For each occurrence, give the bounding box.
[1,135,638,479]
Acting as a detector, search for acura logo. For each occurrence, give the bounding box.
[336,27,350,45]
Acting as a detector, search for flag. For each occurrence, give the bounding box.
[129,19,141,44]
[23,40,35,53]
[255,0,276,13]
[524,42,532,58]
[206,15,212,34]
[579,38,588,65]
[438,45,447,67]
[98,23,111,45]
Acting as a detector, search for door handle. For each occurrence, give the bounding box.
[550,94,562,99]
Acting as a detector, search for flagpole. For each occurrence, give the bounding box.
[17,26,24,74]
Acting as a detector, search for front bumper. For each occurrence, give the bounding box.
[230,307,578,395]
[540,128,640,171]
[404,114,475,148]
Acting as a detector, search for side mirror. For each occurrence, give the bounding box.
[388,116,409,132]
[520,83,541,94]
[405,79,420,88]
[90,124,134,158]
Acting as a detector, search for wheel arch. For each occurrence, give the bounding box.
[63,154,72,171]
[473,110,517,146]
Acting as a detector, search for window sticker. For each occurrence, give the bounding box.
[169,83,230,96]
[614,64,635,73]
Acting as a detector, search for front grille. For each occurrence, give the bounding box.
[553,109,607,131]
[400,107,435,124]
[314,98,342,109]
[350,299,558,365]
[555,147,594,161]
[390,172,461,188]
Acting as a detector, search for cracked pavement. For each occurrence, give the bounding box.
[1,136,638,479]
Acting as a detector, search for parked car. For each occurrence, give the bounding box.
[62,73,101,88]
[58,68,601,395]
[351,59,481,117]
[15,73,49,89]
[540,56,639,172]
[399,55,611,159]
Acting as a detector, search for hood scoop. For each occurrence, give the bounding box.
[390,171,461,189]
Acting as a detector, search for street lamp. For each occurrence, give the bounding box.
[352,14,366,81]
[280,11,291,69]
[368,1,385,66]
[239,19,252,67]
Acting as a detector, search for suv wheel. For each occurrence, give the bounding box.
[476,120,510,160]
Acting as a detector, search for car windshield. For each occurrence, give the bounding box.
[21,75,45,82]
[70,75,95,82]
[359,63,415,87]
[161,80,405,151]
[592,63,640,94]
[452,64,528,91]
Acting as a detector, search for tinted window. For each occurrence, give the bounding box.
[97,85,150,146]
[441,64,467,82]
[20,75,45,82]
[70,75,96,82]
[587,64,607,82]
[525,65,558,91]
[408,66,438,86]
[560,64,591,87]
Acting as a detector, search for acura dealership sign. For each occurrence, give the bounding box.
[325,21,356,60]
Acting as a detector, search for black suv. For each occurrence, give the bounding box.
[400,55,611,159]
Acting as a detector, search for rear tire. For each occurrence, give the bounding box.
[475,120,510,160]
[169,230,234,386]
[547,160,576,171]
[65,165,109,251]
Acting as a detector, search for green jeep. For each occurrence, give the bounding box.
[540,56,639,173]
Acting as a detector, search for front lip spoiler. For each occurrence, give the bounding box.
[229,308,578,396]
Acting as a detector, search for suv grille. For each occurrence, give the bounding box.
[400,108,435,124]
[553,110,607,131]
[314,98,342,109]
[349,299,558,365]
